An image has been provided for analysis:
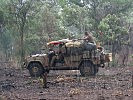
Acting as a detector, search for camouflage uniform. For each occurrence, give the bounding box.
[83,32,96,51]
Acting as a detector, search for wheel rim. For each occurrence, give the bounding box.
[32,66,39,73]
[84,66,91,75]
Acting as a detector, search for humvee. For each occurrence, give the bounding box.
[23,39,112,77]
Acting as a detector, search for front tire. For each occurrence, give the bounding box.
[28,62,44,77]
[79,60,96,76]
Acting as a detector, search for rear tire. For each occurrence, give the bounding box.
[28,62,44,77]
[79,60,96,76]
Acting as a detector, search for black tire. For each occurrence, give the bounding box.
[79,60,96,76]
[28,62,44,77]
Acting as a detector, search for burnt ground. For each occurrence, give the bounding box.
[0,62,133,100]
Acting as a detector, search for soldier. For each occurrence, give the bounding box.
[48,44,55,66]
[83,31,96,44]
[83,31,96,51]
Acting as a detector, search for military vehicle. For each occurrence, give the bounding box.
[23,39,112,77]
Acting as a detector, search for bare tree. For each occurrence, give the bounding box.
[11,0,34,66]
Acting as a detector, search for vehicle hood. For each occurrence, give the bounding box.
[30,53,47,57]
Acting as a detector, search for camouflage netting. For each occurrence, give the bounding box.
[64,41,97,56]
[64,41,84,56]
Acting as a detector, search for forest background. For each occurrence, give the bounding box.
[0,0,133,66]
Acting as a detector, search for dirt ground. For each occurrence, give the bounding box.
[0,62,133,100]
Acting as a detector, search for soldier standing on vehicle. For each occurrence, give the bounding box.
[83,31,96,51]
[83,31,96,44]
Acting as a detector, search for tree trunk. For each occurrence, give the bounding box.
[20,16,26,67]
